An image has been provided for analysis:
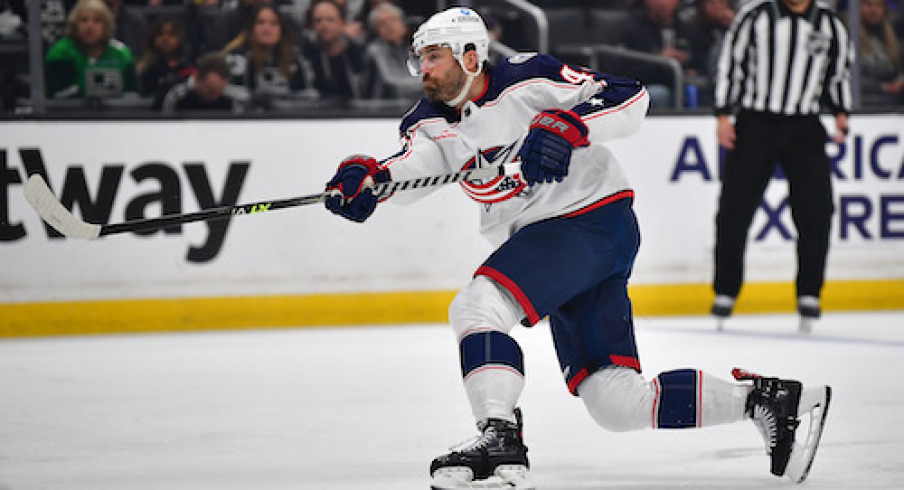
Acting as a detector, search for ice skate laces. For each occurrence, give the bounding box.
[449,420,503,453]
[751,404,779,453]
[749,379,800,454]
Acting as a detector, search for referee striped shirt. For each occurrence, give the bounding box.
[714,0,854,116]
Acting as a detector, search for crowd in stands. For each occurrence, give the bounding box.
[619,0,903,108]
[0,0,440,113]
[0,0,902,114]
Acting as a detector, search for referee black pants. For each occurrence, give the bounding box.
[714,111,834,300]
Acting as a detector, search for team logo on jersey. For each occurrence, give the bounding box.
[806,31,830,56]
[460,141,528,204]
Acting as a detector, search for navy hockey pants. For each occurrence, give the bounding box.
[475,193,641,395]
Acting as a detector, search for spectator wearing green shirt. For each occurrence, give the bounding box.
[45,0,138,98]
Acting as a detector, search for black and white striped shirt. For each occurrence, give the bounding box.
[714,0,854,116]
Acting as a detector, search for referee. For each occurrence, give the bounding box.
[710,0,854,332]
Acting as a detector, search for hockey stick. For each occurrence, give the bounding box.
[23,163,522,240]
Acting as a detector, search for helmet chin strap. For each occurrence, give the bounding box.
[445,59,480,108]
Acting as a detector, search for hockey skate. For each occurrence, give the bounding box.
[711,295,735,331]
[797,296,821,334]
[430,409,534,490]
[734,368,832,483]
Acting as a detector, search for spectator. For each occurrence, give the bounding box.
[211,0,260,52]
[851,0,904,106]
[103,0,147,59]
[341,0,407,42]
[362,2,420,101]
[137,16,195,108]
[623,0,704,108]
[689,0,736,106]
[301,0,365,102]
[161,52,249,112]
[222,4,312,109]
[347,0,399,42]
[211,0,296,54]
[45,0,138,98]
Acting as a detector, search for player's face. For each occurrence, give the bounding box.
[419,46,467,103]
[76,9,106,47]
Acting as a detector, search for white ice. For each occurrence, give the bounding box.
[2,311,903,490]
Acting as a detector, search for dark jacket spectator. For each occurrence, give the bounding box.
[137,16,195,108]
[301,0,365,102]
[161,51,250,112]
[623,0,704,107]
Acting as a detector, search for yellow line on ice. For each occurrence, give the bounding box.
[1,280,901,337]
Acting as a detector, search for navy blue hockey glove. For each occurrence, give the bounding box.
[324,154,390,223]
[519,109,590,185]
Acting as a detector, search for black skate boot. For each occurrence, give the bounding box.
[734,368,832,483]
[711,295,735,330]
[743,374,803,477]
[430,408,533,489]
[797,296,821,333]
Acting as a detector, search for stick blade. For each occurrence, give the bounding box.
[23,174,101,239]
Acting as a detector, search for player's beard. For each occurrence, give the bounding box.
[423,68,468,104]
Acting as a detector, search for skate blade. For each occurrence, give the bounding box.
[799,317,815,334]
[430,465,535,489]
[784,385,832,483]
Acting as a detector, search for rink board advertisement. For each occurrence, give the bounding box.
[1,115,902,333]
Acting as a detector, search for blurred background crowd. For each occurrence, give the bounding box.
[0,0,901,116]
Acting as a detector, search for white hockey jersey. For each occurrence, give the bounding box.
[381,53,650,246]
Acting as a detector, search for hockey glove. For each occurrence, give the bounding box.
[324,154,390,223]
[519,109,589,185]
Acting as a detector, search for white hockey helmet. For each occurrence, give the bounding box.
[407,7,490,76]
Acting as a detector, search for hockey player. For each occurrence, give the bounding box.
[322,7,831,489]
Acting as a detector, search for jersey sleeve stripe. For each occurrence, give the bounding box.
[579,87,648,121]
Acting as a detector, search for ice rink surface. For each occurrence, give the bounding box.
[2,311,903,490]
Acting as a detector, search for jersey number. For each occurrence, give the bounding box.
[560,65,596,85]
